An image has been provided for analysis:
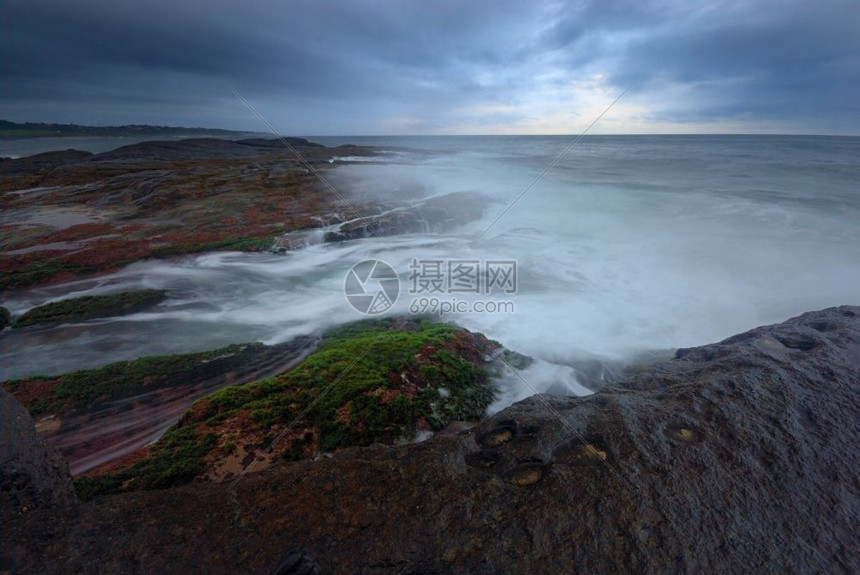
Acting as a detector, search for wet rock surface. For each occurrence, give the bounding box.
[4,306,860,574]
[1,137,488,293]
[322,191,491,242]
[0,137,380,291]
[4,337,318,476]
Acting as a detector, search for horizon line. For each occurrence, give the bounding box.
[3,119,860,139]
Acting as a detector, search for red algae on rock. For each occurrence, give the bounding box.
[0,138,377,291]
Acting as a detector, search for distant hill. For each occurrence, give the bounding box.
[0,120,249,139]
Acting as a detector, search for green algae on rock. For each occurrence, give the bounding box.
[74,318,500,498]
[2,337,317,479]
[13,289,168,328]
[1,340,296,418]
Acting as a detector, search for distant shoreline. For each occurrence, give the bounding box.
[0,120,255,140]
[0,131,269,159]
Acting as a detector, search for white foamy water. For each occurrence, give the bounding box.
[2,135,859,409]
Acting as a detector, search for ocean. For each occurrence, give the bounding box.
[2,134,859,410]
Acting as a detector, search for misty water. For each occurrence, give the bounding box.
[2,135,859,410]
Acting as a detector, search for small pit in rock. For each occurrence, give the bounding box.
[552,436,610,466]
[664,424,702,444]
[464,451,502,469]
[773,333,819,351]
[504,458,549,487]
[476,420,518,448]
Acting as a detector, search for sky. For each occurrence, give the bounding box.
[2,0,858,135]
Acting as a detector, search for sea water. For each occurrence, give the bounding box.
[2,135,859,409]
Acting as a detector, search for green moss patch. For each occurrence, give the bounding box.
[74,427,219,499]
[13,289,168,328]
[1,341,291,418]
[75,318,500,498]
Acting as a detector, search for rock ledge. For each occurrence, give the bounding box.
[4,306,859,574]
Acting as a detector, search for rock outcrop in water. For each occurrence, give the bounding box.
[11,289,168,328]
[3,306,859,574]
[0,138,380,291]
[322,191,490,242]
[1,137,491,292]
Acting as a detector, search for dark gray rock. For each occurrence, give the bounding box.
[452,305,860,573]
[272,547,321,575]
[87,138,266,163]
[324,191,490,242]
[0,387,76,523]
[237,137,323,149]
[0,149,92,176]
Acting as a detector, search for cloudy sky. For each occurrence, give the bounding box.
[2,0,858,135]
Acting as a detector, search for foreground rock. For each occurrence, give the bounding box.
[1,387,76,573]
[4,306,859,573]
[0,387,76,522]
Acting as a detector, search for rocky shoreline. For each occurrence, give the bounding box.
[0,137,383,292]
[2,138,858,573]
[1,136,494,296]
[3,337,319,476]
[2,318,511,487]
[3,306,859,573]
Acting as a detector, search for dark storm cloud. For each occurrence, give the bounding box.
[1,0,544,129]
[542,0,860,129]
[1,0,858,133]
